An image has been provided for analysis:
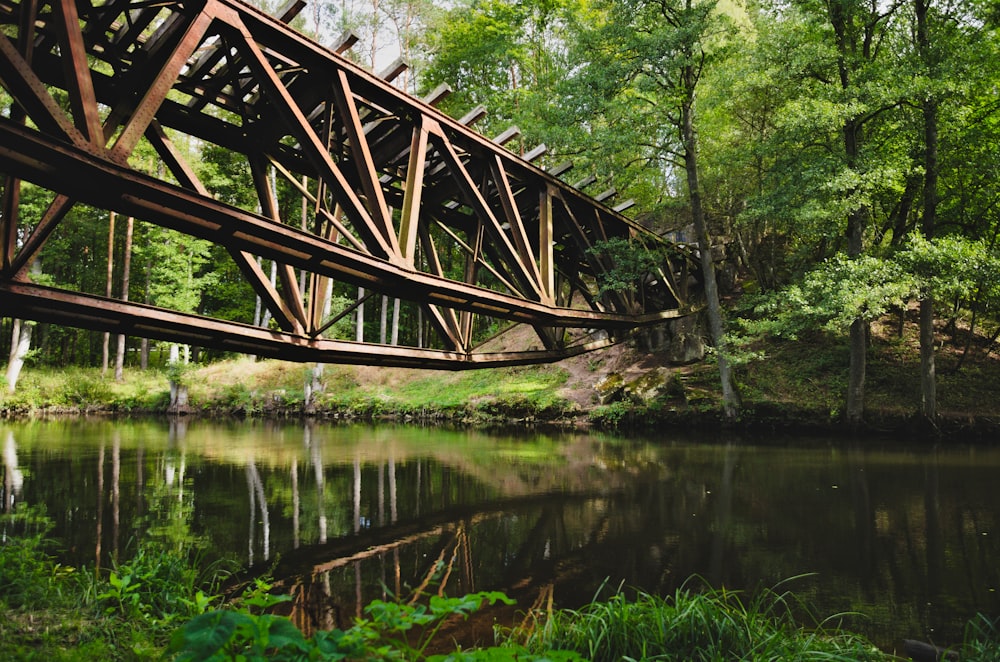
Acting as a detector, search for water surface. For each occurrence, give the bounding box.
[2,418,997,650]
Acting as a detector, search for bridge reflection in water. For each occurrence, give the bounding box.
[4,419,999,650]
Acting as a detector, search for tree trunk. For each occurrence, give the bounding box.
[260,260,277,330]
[844,125,868,426]
[103,211,116,376]
[304,363,324,411]
[7,318,20,371]
[391,298,400,345]
[253,256,263,327]
[846,317,866,425]
[417,305,423,348]
[5,318,32,393]
[115,216,134,382]
[6,261,41,393]
[682,95,740,418]
[140,255,151,369]
[916,0,937,420]
[918,98,938,419]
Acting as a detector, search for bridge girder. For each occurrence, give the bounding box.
[0,0,689,367]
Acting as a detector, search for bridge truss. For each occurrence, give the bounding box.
[0,0,688,368]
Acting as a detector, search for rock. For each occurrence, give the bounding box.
[635,314,704,364]
[902,639,959,662]
[595,370,668,405]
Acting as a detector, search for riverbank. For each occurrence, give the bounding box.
[3,314,1000,441]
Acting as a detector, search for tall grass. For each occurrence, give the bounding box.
[961,613,1000,662]
[512,580,887,661]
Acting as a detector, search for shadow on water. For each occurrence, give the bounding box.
[2,418,998,650]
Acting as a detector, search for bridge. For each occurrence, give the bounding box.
[0,0,689,368]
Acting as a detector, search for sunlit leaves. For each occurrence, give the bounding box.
[736,234,1000,344]
[586,237,669,296]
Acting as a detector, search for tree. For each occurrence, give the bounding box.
[421,0,587,155]
[567,0,742,416]
[908,0,1000,417]
[723,0,910,424]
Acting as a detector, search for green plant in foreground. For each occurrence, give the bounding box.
[961,613,1000,662]
[0,507,77,609]
[513,582,888,662]
[97,547,217,627]
[169,587,581,661]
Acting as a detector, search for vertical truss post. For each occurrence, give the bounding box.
[539,185,555,301]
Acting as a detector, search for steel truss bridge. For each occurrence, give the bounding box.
[0,0,689,368]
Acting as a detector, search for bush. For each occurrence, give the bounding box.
[63,370,113,405]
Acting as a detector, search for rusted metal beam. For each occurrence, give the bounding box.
[52,0,103,145]
[0,282,617,368]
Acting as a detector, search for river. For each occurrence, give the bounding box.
[1,418,997,651]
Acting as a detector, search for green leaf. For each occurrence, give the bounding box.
[169,610,248,659]
[259,615,308,651]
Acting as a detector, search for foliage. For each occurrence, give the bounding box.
[587,238,669,297]
[0,505,222,659]
[961,613,1000,662]
[513,582,887,661]
[736,253,917,341]
[898,233,1000,304]
[169,588,550,661]
[588,401,631,428]
[421,0,586,148]
[98,545,219,628]
[0,366,168,410]
[0,506,77,609]
[61,368,115,404]
[1,505,999,661]
[734,235,1000,348]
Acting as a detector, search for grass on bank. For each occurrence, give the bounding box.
[4,507,999,661]
[1,357,574,420]
[1,365,170,411]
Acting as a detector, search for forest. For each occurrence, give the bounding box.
[3,0,1000,426]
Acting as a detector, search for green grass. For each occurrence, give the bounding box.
[516,585,999,661]
[7,310,1000,427]
[1,366,169,411]
[512,581,889,661]
[2,359,578,423]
